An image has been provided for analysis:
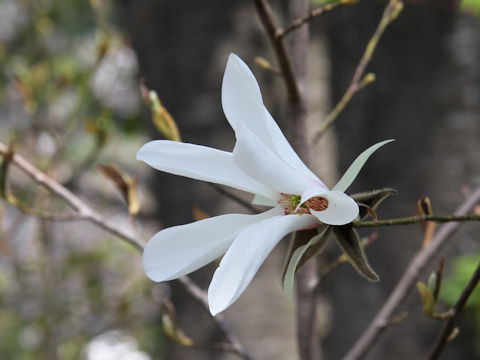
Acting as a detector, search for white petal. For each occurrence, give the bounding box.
[143,208,282,281]
[310,191,359,226]
[296,187,329,212]
[222,54,272,145]
[222,54,323,184]
[208,213,317,315]
[252,194,278,207]
[233,126,324,195]
[264,109,325,184]
[137,140,279,201]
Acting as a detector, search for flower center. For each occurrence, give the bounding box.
[279,193,329,215]
[305,196,329,211]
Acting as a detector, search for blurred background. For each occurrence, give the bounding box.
[0,0,479,359]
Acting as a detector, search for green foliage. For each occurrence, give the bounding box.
[461,0,480,16]
[441,254,480,308]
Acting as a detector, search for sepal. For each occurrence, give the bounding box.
[332,224,379,281]
[351,188,397,220]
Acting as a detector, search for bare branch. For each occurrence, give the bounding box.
[354,214,480,228]
[343,186,480,360]
[0,141,144,251]
[312,0,403,144]
[0,140,253,360]
[253,0,301,104]
[279,0,357,38]
[427,259,480,360]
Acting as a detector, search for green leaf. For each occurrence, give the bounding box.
[162,313,194,346]
[417,281,435,317]
[149,90,181,142]
[461,0,480,16]
[283,225,330,302]
[332,139,394,192]
[332,225,379,281]
[440,254,480,308]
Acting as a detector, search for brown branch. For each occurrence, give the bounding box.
[426,259,480,360]
[343,186,480,360]
[253,0,301,104]
[354,214,480,228]
[312,0,403,144]
[279,0,358,38]
[0,141,144,251]
[0,141,253,360]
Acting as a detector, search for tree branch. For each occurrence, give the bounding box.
[354,214,480,228]
[253,0,301,104]
[0,141,253,360]
[278,0,357,38]
[426,259,480,360]
[312,0,403,144]
[343,186,480,360]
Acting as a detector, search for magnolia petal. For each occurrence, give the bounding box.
[137,140,279,201]
[310,191,359,225]
[252,194,278,207]
[332,139,394,192]
[143,207,282,282]
[222,54,323,185]
[233,126,321,195]
[264,110,325,185]
[222,54,273,147]
[208,213,317,315]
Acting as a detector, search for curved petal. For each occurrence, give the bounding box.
[222,54,323,184]
[332,139,394,192]
[264,109,326,185]
[137,140,279,201]
[143,207,282,282]
[296,186,329,212]
[310,191,359,226]
[233,126,323,195]
[208,213,317,315]
[222,54,272,145]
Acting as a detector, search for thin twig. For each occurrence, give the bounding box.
[253,0,301,104]
[0,141,144,251]
[279,0,358,38]
[0,141,253,360]
[343,186,480,360]
[312,0,403,144]
[8,206,87,221]
[354,214,480,228]
[427,259,480,360]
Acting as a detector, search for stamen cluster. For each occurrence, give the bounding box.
[279,193,329,215]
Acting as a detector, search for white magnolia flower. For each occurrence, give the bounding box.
[137,54,382,316]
